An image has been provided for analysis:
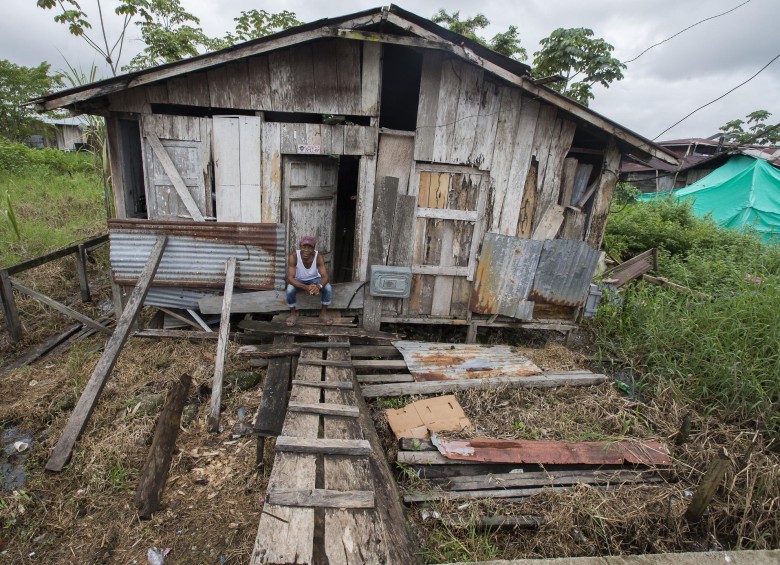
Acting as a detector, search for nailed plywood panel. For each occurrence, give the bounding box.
[470,233,543,319]
[470,80,502,170]
[376,134,414,195]
[451,63,484,165]
[261,121,282,223]
[394,341,541,380]
[213,117,242,221]
[432,59,460,163]
[414,51,444,161]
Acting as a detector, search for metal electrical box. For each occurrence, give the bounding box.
[369,265,413,298]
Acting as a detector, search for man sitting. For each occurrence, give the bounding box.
[285,235,333,326]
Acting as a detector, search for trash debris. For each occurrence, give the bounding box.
[13,441,28,453]
[385,395,471,439]
[421,509,440,521]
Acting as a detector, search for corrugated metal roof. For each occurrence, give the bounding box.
[109,220,285,290]
[393,341,541,381]
[469,234,543,319]
[530,240,601,307]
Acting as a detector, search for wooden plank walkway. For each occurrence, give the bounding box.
[250,337,419,565]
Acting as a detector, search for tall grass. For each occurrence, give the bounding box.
[592,198,780,436]
[0,138,105,267]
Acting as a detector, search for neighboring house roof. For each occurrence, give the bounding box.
[29,4,678,166]
[38,116,85,128]
[639,155,780,243]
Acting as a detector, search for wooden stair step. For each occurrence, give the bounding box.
[267,488,374,509]
[275,437,370,456]
[287,402,359,418]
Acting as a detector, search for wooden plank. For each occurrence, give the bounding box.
[299,341,351,348]
[297,359,353,368]
[267,488,374,509]
[45,236,168,472]
[269,49,294,110]
[431,221,455,317]
[364,176,399,331]
[275,437,371,456]
[361,41,382,115]
[134,373,192,519]
[260,121,282,223]
[75,244,90,302]
[443,469,658,491]
[349,345,401,358]
[559,157,579,207]
[517,161,539,238]
[291,379,353,390]
[470,79,502,169]
[133,329,218,340]
[685,456,731,523]
[432,58,460,163]
[376,134,414,195]
[5,234,108,276]
[0,270,22,343]
[387,194,417,267]
[561,206,587,240]
[226,61,251,109]
[287,402,360,418]
[10,280,112,336]
[586,138,622,248]
[488,88,522,232]
[237,344,301,358]
[533,118,577,231]
[0,323,82,377]
[208,257,237,433]
[186,309,212,332]
[290,43,315,113]
[531,204,565,240]
[312,40,339,114]
[411,265,469,277]
[356,374,414,384]
[239,116,262,222]
[354,155,377,281]
[336,40,362,115]
[416,208,478,221]
[352,359,407,370]
[248,55,272,109]
[451,62,483,164]
[361,372,607,398]
[467,175,490,281]
[252,335,293,436]
[146,133,205,221]
[158,307,202,331]
[404,485,598,503]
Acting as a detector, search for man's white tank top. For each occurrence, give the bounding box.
[295,250,319,280]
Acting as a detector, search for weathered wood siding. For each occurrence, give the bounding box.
[108,40,369,116]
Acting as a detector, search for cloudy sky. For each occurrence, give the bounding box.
[3,0,778,141]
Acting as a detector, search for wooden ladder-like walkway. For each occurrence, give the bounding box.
[250,336,418,565]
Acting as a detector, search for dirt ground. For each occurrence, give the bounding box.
[0,259,777,564]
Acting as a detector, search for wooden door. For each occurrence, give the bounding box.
[213,116,262,222]
[409,165,489,317]
[283,156,339,275]
[141,115,212,221]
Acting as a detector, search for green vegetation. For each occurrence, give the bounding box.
[0,59,63,142]
[719,109,779,146]
[592,198,780,436]
[0,138,105,267]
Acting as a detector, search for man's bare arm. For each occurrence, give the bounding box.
[317,253,329,287]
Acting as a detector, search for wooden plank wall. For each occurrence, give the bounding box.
[109,40,368,116]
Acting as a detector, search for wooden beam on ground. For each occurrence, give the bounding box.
[0,323,83,377]
[134,373,192,519]
[252,335,293,436]
[299,341,351,348]
[45,235,168,472]
[133,329,218,340]
[441,469,659,491]
[208,257,237,433]
[349,345,401,358]
[238,320,400,342]
[443,515,546,529]
[356,373,414,384]
[237,343,302,358]
[352,359,407,370]
[267,488,374,509]
[10,280,112,336]
[287,402,360,418]
[685,456,730,523]
[275,436,371,456]
[291,379,353,390]
[404,484,606,503]
[361,372,607,397]
[297,359,353,368]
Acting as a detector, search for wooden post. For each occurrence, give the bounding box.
[46,235,168,472]
[363,177,399,331]
[135,373,192,519]
[10,280,112,336]
[208,257,237,433]
[75,243,91,302]
[684,456,730,523]
[0,269,22,343]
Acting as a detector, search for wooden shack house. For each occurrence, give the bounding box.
[33,5,678,337]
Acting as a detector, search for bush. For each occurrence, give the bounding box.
[0,137,96,176]
[591,198,780,437]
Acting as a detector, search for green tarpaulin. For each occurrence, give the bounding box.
[639,155,780,243]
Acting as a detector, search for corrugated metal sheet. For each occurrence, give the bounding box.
[109,220,286,290]
[393,341,541,382]
[144,286,219,309]
[469,234,543,319]
[529,240,601,307]
[603,248,657,287]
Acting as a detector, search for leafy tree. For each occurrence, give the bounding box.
[0,60,63,142]
[36,0,147,75]
[431,10,527,60]
[225,9,302,44]
[719,110,779,146]
[532,28,625,106]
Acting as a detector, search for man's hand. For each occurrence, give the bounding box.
[306,284,320,295]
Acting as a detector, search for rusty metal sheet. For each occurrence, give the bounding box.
[393,341,541,382]
[603,248,658,287]
[109,220,285,290]
[529,239,601,307]
[431,436,672,466]
[469,234,543,319]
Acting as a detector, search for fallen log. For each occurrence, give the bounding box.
[135,373,192,519]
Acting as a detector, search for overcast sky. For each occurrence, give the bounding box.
[3,0,778,141]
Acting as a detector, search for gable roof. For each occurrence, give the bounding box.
[31,4,678,166]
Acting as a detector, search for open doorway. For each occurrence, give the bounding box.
[282,155,358,284]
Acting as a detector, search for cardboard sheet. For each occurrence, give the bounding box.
[385,395,471,439]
